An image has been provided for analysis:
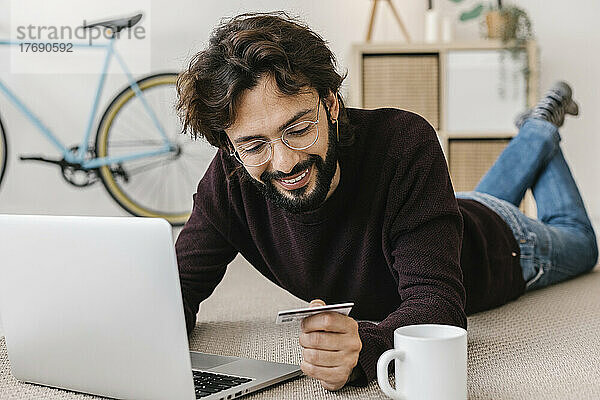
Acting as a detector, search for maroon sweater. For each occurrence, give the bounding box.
[176,108,525,385]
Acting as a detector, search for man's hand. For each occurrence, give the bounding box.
[299,299,362,391]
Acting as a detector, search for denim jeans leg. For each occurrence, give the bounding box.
[456,118,598,291]
[474,118,560,207]
[530,144,598,283]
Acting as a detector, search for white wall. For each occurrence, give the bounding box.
[0,0,599,336]
[445,0,600,235]
[519,0,600,231]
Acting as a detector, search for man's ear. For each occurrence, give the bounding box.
[324,91,340,121]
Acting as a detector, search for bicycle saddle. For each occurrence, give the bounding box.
[83,13,143,34]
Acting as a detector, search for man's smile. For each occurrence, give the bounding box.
[276,166,312,191]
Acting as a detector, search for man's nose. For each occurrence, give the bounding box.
[270,140,301,174]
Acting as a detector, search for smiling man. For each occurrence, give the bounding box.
[228,85,340,213]
[175,12,597,390]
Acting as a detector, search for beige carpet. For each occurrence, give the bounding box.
[1,256,600,399]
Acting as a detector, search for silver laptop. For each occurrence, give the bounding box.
[0,214,301,400]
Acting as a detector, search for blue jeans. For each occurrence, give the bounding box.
[456,118,598,291]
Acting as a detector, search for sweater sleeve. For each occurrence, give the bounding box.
[176,191,238,336]
[354,125,467,385]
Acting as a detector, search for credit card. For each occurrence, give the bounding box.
[276,302,354,324]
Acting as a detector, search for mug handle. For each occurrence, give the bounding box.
[377,349,406,400]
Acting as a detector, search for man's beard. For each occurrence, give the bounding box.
[242,120,338,213]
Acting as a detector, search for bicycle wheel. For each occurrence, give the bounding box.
[95,72,217,226]
[0,115,7,189]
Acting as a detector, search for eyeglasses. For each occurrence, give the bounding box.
[229,98,320,167]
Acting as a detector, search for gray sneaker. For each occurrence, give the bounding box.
[515,81,579,129]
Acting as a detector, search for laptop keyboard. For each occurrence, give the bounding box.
[193,371,253,398]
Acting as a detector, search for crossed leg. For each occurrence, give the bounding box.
[456,118,598,290]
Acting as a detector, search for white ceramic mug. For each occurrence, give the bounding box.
[377,324,467,400]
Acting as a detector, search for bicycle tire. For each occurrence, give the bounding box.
[95,72,217,226]
[0,114,7,190]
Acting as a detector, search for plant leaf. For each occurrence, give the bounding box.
[448,0,465,3]
[460,4,484,21]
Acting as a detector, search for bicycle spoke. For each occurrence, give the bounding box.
[119,156,175,176]
[118,104,161,142]
[180,153,201,190]
[116,95,165,141]
[150,164,166,205]
[97,75,216,223]
[175,157,192,202]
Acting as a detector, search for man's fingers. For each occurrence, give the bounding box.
[298,309,362,391]
[309,299,326,308]
[299,330,341,350]
[298,305,361,391]
[301,347,344,367]
[301,311,357,334]
[300,361,350,386]
[299,330,354,351]
[320,380,345,392]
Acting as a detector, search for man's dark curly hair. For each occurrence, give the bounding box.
[176,12,353,151]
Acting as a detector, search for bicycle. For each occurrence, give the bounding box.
[0,12,215,226]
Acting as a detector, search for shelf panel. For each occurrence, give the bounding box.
[362,53,439,129]
[352,40,532,54]
[438,130,517,139]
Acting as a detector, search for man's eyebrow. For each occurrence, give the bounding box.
[278,107,312,132]
[233,134,264,145]
[233,107,313,144]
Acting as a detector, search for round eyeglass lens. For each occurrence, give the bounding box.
[282,121,318,150]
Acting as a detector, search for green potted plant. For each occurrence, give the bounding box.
[450,0,533,43]
[448,0,534,99]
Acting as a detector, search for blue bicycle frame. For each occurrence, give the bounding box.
[0,36,173,169]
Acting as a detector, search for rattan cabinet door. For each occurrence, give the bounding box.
[448,138,510,191]
[362,54,439,129]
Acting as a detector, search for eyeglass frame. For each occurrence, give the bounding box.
[228,97,321,167]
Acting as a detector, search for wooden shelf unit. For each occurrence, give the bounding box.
[349,40,539,215]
